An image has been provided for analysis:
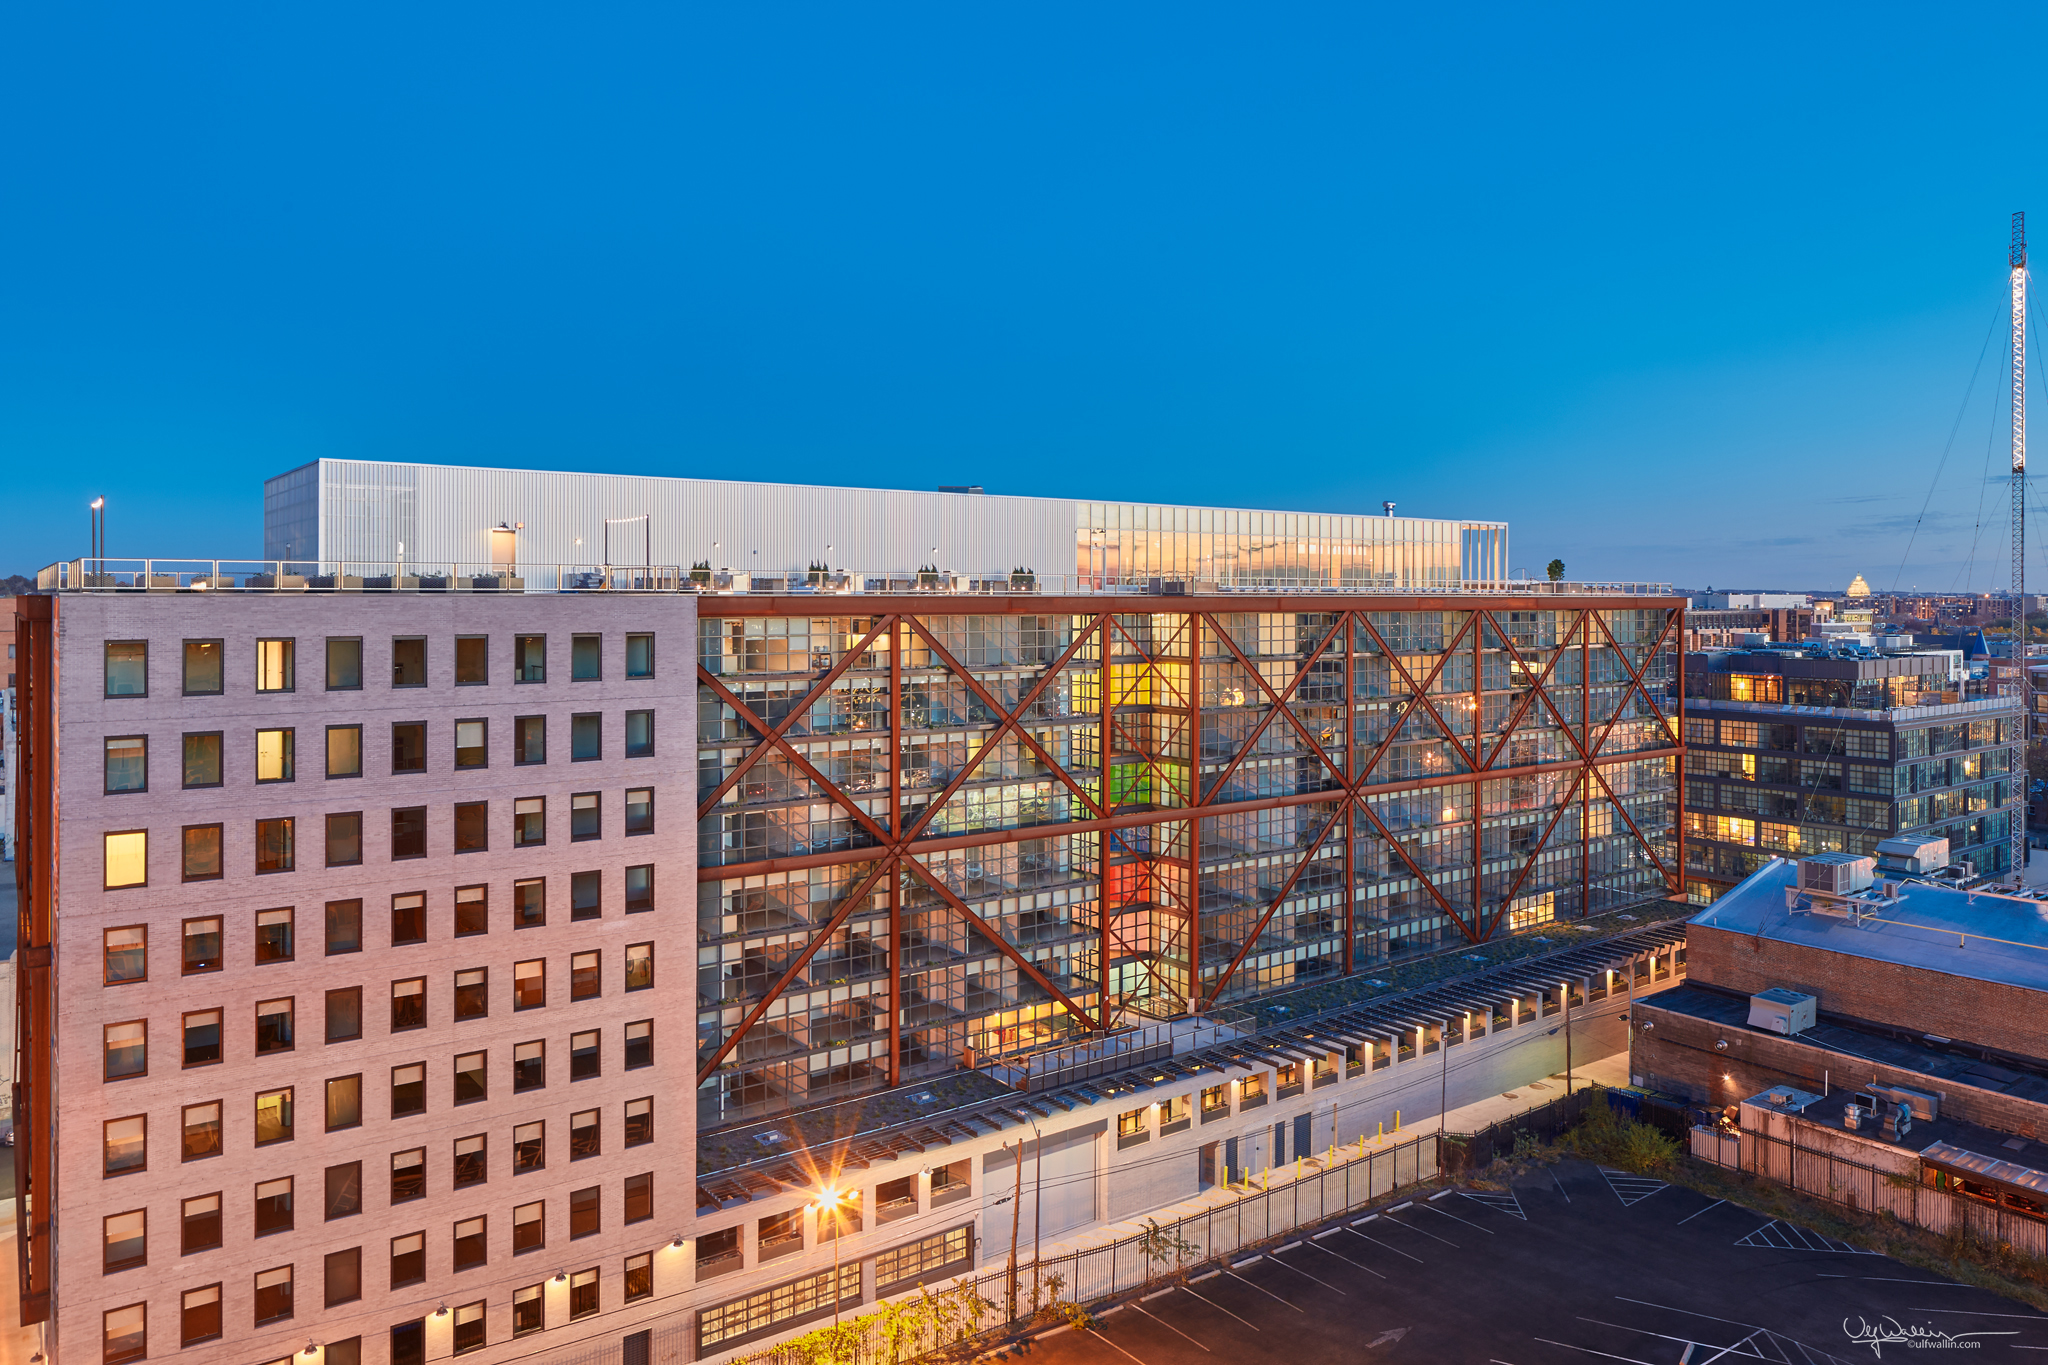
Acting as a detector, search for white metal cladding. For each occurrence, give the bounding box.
[263,457,1505,583]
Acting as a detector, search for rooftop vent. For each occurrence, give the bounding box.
[1747,987,1817,1037]
[1799,853,1874,896]
[1875,835,1949,877]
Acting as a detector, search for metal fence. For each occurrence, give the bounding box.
[1439,1089,1597,1174]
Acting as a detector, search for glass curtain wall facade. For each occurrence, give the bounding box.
[1073,505,1509,590]
[697,599,1679,1128]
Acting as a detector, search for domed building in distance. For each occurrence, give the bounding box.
[1846,573,1872,598]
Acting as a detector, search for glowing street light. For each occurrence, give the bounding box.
[810,1187,849,1326]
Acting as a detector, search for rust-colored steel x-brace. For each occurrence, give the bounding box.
[1352,613,1482,772]
[698,671,894,847]
[1199,802,1348,1007]
[1477,612,1584,771]
[902,856,1103,1028]
[1201,612,1352,798]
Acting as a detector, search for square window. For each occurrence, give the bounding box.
[255,1176,295,1235]
[182,1009,222,1067]
[570,1108,599,1159]
[390,1231,426,1288]
[454,800,489,853]
[513,960,545,1010]
[625,787,653,834]
[104,640,147,697]
[183,731,224,787]
[181,1102,223,1161]
[392,637,427,687]
[326,898,363,954]
[626,709,654,757]
[327,1074,363,1131]
[327,724,363,778]
[326,637,363,690]
[104,1020,146,1079]
[255,728,294,782]
[570,1267,598,1319]
[624,1251,653,1302]
[625,1019,652,1070]
[105,1303,147,1364]
[391,977,426,1031]
[326,812,363,867]
[455,719,487,768]
[513,1121,544,1173]
[571,869,601,920]
[391,721,427,774]
[454,1050,487,1104]
[181,825,223,882]
[254,817,295,874]
[392,891,426,944]
[514,877,546,928]
[625,864,654,913]
[104,735,147,794]
[255,1088,294,1145]
[104,1115,146,1176]
[624,1098,653,1147]
[455,635,488,685]
[325,1246,363,1308]
[396,1317,425,1364]
[182,916,222,974]
[391,1149,426,1204]
[255,997,294,1054]
[255,907,294,963]
[390,1063,426,1118]
[454,1133,487,1188]
[571,951,601,1000]
[181,1284,222,1347]
[513,1039,546,1092]
[453,1216,487,1270]
[571,791,601,839]
[256,639,295,693]
[99,1209,144,1273]
[625,942,654,991]
[104,830,147,889]
[624,1172,653,1224]
[455,884,488,936]
[513,1284,544,1336]
[182,1193,222,1252]
[513,1200,544,1252]
[183,639,224,695]
[514,796,546,847]
[572,634,601,680]
[569,1185,600,1238]
[254,1263,295,1325]
[570,1029,600,1080]
[453,1300,486,1355]
[515,634,546,682]
[326,1161,363,1220]
[103,925,146,984]
[514,717,547,770]
[327,987,362,1042]
[571,713,601,760]
[329,1338,363,1365]
[625,633,653,678]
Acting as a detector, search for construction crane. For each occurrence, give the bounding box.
[2013,210,2029,883]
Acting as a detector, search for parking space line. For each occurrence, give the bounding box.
[1416,1201,1493,1233]
[1342,1226,1426,1262]
[1572,1317,1746,1365]
[1673,1199,1725,1226]
[1533,1337,1656,1364]
[1225,1269,1306,1311]
[1305,1236,1387,1279]
[1553,1171,1571,1203]
[1380,1213,1459,1248]
[1266,1250,1348,1294]
[1131,1301,1213,1351]
[1085,1325,1153,1365]
[1908,1308,2048,1319]
[1177,1284,1261,1331]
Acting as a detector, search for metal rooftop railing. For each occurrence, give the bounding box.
[34,558,1677,598]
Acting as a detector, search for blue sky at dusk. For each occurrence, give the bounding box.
[4,5,2047,590]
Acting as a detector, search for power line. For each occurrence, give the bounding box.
[1892,298,2002,593]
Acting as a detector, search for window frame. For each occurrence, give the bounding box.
[390,720,428,775]
[181,1100,224,1162]
[455,635,489,686]
[624,787,654,835]
[625,708,655,757]
[570,790,602,840]
[104,640,149,699]
[326,810,364,868]
[570,712,602,761]
[514,634,547,684]
[255,638,296,694]
[181,1192,223,1253]
[103,829,148,890]
[390,1062,427,1119]
[625,633,654,678]
[103,734,148,795]
[254,906,295,964]
[253,816,296,875]
[182,638,225,696]
[514,795,547,847]
[326,1074,364,1133]
[182,730,225,789]
[103,1018,148,1081]
[571,633,602,681]
[514,714,546,764]
[254,1087,295,1147]
[104,1114,147,1178]
[326,724,364,779]
[254,727,296,784]
[181,1007,223,1068]
[326,986,363,1044]
[391,636,428,689]
[103,924,148,985]
[326,636,364,691]
[454,717,489,770]
[180,824,224,883]
[454,883,489,937]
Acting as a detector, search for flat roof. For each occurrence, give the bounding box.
[1692,859,2048,994]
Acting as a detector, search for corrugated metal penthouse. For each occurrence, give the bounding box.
[264,460,1683,1129]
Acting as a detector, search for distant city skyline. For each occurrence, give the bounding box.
[5,6,2048,588]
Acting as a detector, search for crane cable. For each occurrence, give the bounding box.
[1892,297,2004,593]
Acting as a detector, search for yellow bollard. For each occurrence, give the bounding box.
[1376,1122,1383,1140]
[1395,1109,1402,1133]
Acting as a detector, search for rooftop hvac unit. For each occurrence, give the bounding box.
[1875,835,1949,877]
[1799,853,1875,896]
[1747,987,1817,1036]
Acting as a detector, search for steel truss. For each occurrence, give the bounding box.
[696,598,1684,1093]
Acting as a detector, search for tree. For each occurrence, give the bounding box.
[1545,559,1565,582]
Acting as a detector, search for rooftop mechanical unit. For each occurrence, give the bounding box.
[1799,852,1875,896]
[1747,987,1818,1037]
[1875,835,1950,877]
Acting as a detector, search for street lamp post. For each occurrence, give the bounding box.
[811,1188,846,1327]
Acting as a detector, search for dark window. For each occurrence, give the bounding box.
[513,1121,545,1173]
[393,1319,426,1365]
[570,1186,600,1238]
[392,892,426,944]
[391,805,428,859]
[455,968,488,1020]
[104,735,147,793]
[625,787,653,835]
[571,869,601,920]
[571,951,601,1000]
[327,724,362,777]
[571,1030,600,1080]
[453,1301,486,1355]
[392,722,427,774]
[255,907,294,963]
[254,1176,294,1235]
[513,1285,544,1336]
[455,719,487,768]
[625,1020,652,1070]
[513,1200,544,1252]
[454,1216,487,1270]
[181,1193,222,1253]
[625,1252,653,1302]
[514,877,546,928]
[105,640,147,697]
[514,960,545,1010]
[572,634,601,680]
[326,812,363,867]
[514,1040,545,1092]
[454,801,488,853]
[391,1063,426,1117]
[455,885,488,936]
[571,792,601,840]
[254,1265,294,1324]
[571,713,601,760]
[454,1051,486,1104]
[182,1285,222,1346]
[327,637,363,690]
[326,1161,363,1220]
[392,637,427,687]
[391,1233,426,1288]
[626,710,654,757]
[325,1246,363,1307]
[515,796,546,846]
[391,1149,426,1203]
[182,916,222,973]
[255,817,294,874]
[515,715,546,764]
[624,1098,653,1147]
[624,1173,653,1224]
[455,636,488,685]
[515,634,546,682]
[625,864,654,913]
[183,639,224,695]
[182,732,223,787]
[183,1009,222,1066]
[329,1338,363,1365]
[326,1074,362,1131]
[326,899,363,954]
[626,633,654,678]
[454,1134,487,1188]
[185,828,221,883]
[255,997,294,1054]
[570,1109,599,1159]
[391,978,426,1031]
[326,987,362,1043]
[570,1267,597,1319]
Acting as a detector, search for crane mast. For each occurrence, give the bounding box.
[2014,210,2029,884]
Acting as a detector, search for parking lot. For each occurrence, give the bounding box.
[1020,1158,2048,1364]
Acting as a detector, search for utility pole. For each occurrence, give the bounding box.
[2015,211,2032,885]
[1006,1140,1023,1323]
[1031,1124,1044,1311]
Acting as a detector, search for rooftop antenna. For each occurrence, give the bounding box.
[2013,210,2029,883]
[1382,501,1396,518]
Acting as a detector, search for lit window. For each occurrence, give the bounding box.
[104,831,147,889]
[255,728,294,782]
[256,639,295,693]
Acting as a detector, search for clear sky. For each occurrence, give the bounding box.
[4,5,2046,591]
